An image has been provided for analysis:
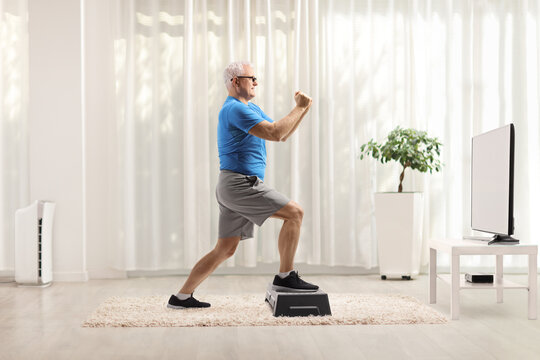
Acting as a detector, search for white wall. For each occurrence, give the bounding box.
[84,0,126,279]
[28,0,87,281]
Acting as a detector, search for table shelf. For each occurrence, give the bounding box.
[437,274,528,290]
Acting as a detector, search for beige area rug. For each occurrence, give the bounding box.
[82,294,447,327]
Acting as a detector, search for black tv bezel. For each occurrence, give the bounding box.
[470,123,515,236]
[508,124,515,235]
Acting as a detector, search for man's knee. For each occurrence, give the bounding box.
[215,246,237,259]
[215,237,240,259]
[288,201,304,224]
[272,200,304,223]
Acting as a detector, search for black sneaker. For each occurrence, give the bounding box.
[272,271,319,292]
[167,294,211,309]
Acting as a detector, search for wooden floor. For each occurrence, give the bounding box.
[1,274,540,360]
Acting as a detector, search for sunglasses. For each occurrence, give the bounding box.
[232,76,257,83]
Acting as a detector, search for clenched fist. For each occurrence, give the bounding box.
[294,91,312,109]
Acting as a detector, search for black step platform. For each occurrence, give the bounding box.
[264,284,332,317]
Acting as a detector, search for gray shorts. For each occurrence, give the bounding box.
[216,170,290,240]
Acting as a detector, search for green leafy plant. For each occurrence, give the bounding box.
[359,127,443,192]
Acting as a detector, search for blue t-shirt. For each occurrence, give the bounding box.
[217,96,273,180]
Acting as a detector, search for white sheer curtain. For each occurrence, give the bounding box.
[105,0,540,272]
[0,0,28,274]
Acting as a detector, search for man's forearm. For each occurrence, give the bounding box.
[272,105,310,142]
[280,103,311,142]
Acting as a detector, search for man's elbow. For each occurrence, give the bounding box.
[271,125,285,142]
[275,127,290,142]
[270,132,282,142]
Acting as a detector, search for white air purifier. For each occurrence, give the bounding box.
[15,200,56,286]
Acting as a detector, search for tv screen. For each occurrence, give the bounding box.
[471,124,515,239]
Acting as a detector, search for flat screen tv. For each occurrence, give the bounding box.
[470,124,518,245]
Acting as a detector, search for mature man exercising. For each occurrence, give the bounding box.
[168,61,317,309]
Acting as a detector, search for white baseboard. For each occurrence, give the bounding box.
[47,265,538,281]
[88,269,127,279]
[127,263,381,277]
[3,270,91,283]
[0,270,15,283]
[53,271,89,282]
[0,270,14,277]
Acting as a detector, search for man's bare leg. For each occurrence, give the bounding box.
[271,201,304,272]
[179,236,240,294]
[270,200,318,291]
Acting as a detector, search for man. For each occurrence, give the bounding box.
[168,61,317,309]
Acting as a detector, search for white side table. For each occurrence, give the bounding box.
[429,238,537,320]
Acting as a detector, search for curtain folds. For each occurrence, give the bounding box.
[109,0,540,271]
[2,1,539,274]
[0,0,28,273]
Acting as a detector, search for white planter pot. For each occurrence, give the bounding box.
[375,192,423,279]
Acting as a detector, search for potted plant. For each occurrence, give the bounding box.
[360,127,442,280]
